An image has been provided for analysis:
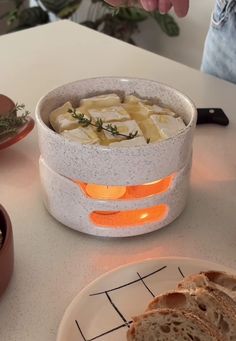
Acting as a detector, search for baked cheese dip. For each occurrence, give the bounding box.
[49,93,186,147]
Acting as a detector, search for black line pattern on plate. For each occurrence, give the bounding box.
[75,320,87,341]
[90,265,167,296]
[75,265,167,340]
[105,291,129,326]
[137,272,155,298]
[75,320,133,341]
[178,266,185,278]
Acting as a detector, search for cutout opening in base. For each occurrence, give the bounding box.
[90,204,169,228]
[74,175,174,201]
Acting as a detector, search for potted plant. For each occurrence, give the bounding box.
[0,0,179,44]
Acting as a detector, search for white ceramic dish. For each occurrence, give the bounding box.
[36,77,197,236]
[36,77,197,185]
[57,257,236,341]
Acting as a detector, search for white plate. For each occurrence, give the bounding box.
[57,257,236,341]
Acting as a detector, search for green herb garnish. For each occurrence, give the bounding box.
[69,109,139,140]
[0,104,30,138]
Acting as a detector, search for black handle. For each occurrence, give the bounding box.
[197,108,229,126]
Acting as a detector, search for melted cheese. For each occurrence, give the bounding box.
[80,94,120,108]
[123,102,154,121]
[152,104,177,117]
[50,94,186,147]
[49,102,79,133]
[103,120,143,141]
[151,114,186,139]
[139,118,163,143]
[61,126,99,144]
[88,106,130,122]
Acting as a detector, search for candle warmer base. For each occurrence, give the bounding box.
[39,155,191,237]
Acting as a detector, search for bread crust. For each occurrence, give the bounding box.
[127,308,223,340]
[127,270,236,341]
[147,288,236,339]
[178,273,236,316]
[201,271,236,301]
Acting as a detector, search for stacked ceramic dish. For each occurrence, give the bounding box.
[36,77,197,237]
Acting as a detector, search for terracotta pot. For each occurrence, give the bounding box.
[0,94,35,150]
[0,94,15,117]
[0,204,14,299]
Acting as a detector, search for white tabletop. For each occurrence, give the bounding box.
[0,20,236,341]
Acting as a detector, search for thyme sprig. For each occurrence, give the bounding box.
[69,109,139,140]
[0,104,30,138]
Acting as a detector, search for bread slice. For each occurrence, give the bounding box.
[147,288,235,339]
[201,271,236,301]
[127,308,222,340]
[178,271,236,301]
[178,273,236,315]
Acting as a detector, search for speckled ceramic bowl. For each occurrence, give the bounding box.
[36,77,197,237]
[0,204,14,299]
[36,77,197,186]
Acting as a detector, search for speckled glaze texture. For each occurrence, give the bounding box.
[36,77,196,237]
[36,77,197,186]
[39,155,191,237]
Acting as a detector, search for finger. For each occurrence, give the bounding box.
[140,0,159,11]
[171,0,189,17]
[158,0,172,14]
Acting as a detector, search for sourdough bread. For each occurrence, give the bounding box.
[178,273,236,316]
[147,288,235,339]
[127,308,222,341]
[127,270,236,341]
[201,271,236,301]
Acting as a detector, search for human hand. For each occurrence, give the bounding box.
[104,0,189,17]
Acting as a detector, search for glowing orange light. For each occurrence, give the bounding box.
[91,204,168,228]
[144,180,162,186]
[85,184,126,200]
[140,213,149,219]
[126,175,173,199]
[73,174,174,200]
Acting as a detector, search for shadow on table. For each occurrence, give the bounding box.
[0,148,38,188]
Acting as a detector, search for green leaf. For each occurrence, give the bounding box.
[18,7,49,28]
[6,9,19,25]
[117,7,149,22]
[152,12,179,36]
[100,15,138,43]
[57,3,82,18]
[40,0,81,17]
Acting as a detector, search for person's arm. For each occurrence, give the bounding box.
[104,0,189,17]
